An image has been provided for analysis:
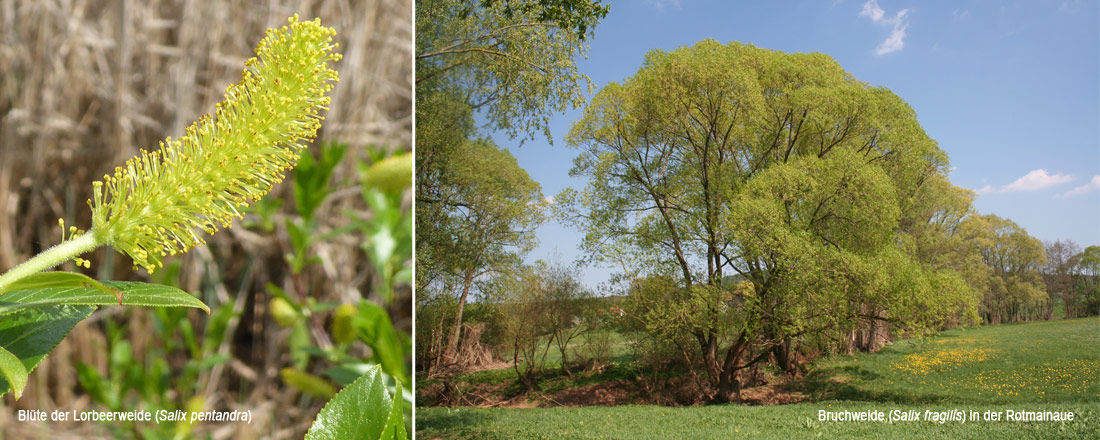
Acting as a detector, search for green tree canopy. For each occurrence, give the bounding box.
[416,0,605,141]
[958,214,1048,323]
[561,40,976,402]
[424,138,545,362]
[414,0,606,371]
[1073,245,1100,316]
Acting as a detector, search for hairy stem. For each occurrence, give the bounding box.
[0,232,103,292]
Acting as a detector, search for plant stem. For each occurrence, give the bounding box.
[0,231,103,292]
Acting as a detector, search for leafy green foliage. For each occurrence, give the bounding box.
[958,214,1048,323]
[0,271,112,295]
[0,304,95,398]
[355,152,413,305]
[294,142,348,221]
[416,0,606,375]
[74,287,236,438]
[285,142,349,274]
[492,264,553,389]
[480,0,608,40]
[1074,246,1100,316]
[353,301,410,386]
[417,0,604,141]
[306,366,407,440]
[561,40,979,401]
[238,142,413,434]
[266,143,412,399]
[420,138,547,370]
[0,271,209,400]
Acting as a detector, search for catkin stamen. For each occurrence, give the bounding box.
[77,15,341,273]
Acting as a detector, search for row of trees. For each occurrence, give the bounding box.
[557,40,1096,402]
[414,0,1098,405]
[1042,241,1100,319]
[414,0,609,373]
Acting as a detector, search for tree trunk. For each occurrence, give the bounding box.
[714,370,741,403]
[444,270,475,362]
[773,338,797,375]
[710,333,749,404]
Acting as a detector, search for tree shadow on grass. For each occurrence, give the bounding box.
[791,365,950,405]
[417,409,495,439]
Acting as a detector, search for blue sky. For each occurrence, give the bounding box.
[491,0,1099,290]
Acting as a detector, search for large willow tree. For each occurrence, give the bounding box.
[560,40,979,403]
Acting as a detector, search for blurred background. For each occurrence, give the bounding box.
[0,0,411,438]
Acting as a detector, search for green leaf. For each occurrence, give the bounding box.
[0,271,112,296]
[0,304,95,398]
[0,280,209,316]
[281,367,336,398]
[380,380,408,440]
[289,320,312,370]
[306,365,404,440]
[0,345,28,399]
[354,302,408,385]
[293,142,347,220]
[322,362,377,386]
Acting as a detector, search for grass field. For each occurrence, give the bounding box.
[418,317,1100,439]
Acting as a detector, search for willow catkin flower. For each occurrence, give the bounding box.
[88,15,341,273]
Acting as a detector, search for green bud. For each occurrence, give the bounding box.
[330,303,357,345]
[363,154,412,194]
[270,297,300,327]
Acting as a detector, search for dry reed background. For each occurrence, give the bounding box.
[0,0,412,438]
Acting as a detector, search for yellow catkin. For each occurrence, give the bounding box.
[81,15,341,272]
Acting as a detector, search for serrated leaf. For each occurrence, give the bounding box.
[0,345,28,399]
[0,304,95,398]
[0,280,209,316]
[306,365,398,440]
[380,380,407,440]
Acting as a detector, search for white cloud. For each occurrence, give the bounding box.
[876,21,909,55]
[860,0,885,21]
[545,195,556,205]
[976,169,1074,194]
[859,1,911,55]
[952,9,969,21]
[1003,169,1073,192]
[1056,175,1100,198]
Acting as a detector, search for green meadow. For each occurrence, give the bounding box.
[417,317,1100,439]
